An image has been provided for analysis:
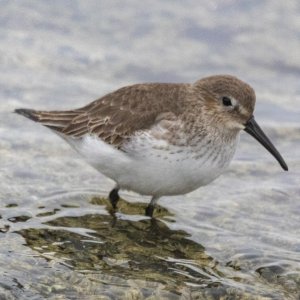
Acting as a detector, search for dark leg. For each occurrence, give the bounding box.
[109,187,120,209]
[145,204,155,217]
[145,196,159,217]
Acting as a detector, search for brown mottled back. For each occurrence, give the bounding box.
[16,83,189,148]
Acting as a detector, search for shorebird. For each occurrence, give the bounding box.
[15,75,288,217]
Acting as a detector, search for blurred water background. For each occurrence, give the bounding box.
[0,1,300,299]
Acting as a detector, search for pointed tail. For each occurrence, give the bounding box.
[14,108,78,132]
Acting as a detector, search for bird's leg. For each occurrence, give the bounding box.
[109,186,120,209]
[145,196,160,217]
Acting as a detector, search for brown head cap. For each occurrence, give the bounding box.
[193,75,256,129]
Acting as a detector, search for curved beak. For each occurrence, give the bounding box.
[244,116,288,171]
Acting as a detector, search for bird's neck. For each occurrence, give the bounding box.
[181,107,240,146]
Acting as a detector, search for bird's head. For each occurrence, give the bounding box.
[193,74,288,171]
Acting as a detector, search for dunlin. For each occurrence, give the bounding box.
[15,75,288,217]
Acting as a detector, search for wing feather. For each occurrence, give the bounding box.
[16,83,189,148]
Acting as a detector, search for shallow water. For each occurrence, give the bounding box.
[1,1,300,299]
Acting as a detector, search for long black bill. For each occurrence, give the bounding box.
[244,116,288,171]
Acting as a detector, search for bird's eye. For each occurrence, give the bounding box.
[222,96,232,106]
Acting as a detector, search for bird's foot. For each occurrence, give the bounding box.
[145,204,155,217]
[109,188,120,209]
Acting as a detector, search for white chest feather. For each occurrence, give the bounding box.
[65,127,239,197]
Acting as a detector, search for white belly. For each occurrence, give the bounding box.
[65,132,238,197]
